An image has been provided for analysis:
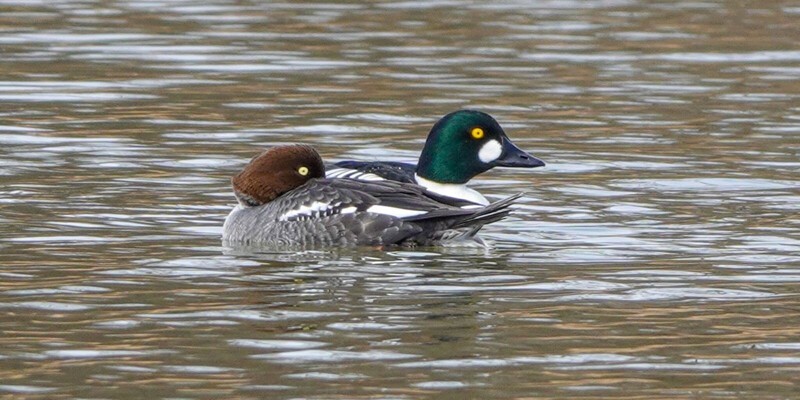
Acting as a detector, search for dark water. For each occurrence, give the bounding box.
[2,1,800,398]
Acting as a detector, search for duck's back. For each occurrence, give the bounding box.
[326,161,417,183]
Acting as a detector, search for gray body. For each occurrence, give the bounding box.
[222,178,519,248]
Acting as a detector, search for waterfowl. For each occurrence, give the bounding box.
[327,110,544,206]
[223,144,522,247]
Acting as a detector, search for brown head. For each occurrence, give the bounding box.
[231,144,325,206]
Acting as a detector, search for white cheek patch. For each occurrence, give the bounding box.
[478,140,503,164]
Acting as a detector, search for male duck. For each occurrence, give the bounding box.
[222,145,522,247]
[326,110,544,206]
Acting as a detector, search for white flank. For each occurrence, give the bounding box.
[414,174,489,206]
[366,205,427,218]
[340,206,357,214]
[279,201,340,221]
[478,140,503,164]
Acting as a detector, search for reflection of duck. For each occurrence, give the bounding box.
[327,110,544,206]
[222,145,522,247]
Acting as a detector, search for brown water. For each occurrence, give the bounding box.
[2,1,800,398]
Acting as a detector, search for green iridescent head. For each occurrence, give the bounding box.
[415,110,545,184]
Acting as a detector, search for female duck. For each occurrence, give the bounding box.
[223,145,521,247]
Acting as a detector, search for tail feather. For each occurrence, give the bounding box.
[401,193,525,246]
[451,192,524,229]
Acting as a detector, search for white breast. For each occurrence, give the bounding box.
[414,174,489,206]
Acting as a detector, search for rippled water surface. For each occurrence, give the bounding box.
[2,1,800,398]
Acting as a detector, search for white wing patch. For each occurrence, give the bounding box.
[326,168,385,181]
[279,201,342,221]
[326,168,352,178]
[478,140,503,164]
[280,202,425,221]
[366,205,427,218]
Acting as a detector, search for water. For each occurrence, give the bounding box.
[1,0,799,398]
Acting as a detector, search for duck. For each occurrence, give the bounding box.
[326,110,544,207]
[222,144,523,247]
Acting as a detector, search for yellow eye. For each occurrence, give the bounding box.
[298,166,309,176]
[471,127,484,139]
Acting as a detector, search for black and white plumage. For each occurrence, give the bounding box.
[223,178,521,247]
[221,145,522,248]
[325,110,545,206]
[326,161,493,208]
[326,161,417,183]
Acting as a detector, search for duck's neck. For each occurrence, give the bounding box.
[414,174,489,206]
[233,188,263,207]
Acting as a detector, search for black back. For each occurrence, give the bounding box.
[330,161,417,183]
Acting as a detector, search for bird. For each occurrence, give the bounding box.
[223,144,523,247]
[326,110,544,207]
